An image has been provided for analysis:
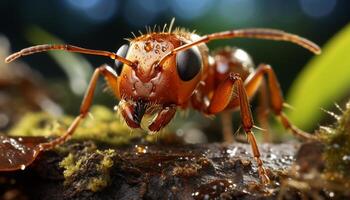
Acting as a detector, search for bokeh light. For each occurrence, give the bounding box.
[85,0,118,22]
[123,0,159,28]
[65,0,99,9]
[138,0,169,14]
[65,0,118,23]
[217,0,257,25]
[300,0,337,18]
[170,0,213,21]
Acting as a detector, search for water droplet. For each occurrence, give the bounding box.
[342,155,350,161]
[267,153,277,159]
[162,46,167,52]
[20,164,26,170]
[193,191,199,196]
[226,147,238,157]
[135,145,148,154]
[176,129,184,137]
[144,42,153,52]
[329,191,335,197]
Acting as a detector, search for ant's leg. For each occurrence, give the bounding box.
[256,80,272,142]
[245,64,317,140]
[221,111,235,143]
[191,82,236,142]
[206,73,270,184]
[39,64,118,150]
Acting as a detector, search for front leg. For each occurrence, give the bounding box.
[205,73,270,184]
[148,106,177,132]
[39,64,117,150]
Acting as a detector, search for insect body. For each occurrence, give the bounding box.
[4,22,321,184]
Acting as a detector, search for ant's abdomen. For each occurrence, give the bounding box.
[211,47,255,83]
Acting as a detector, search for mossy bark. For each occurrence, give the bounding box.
[1,141,298,200]
[2,103,350,199]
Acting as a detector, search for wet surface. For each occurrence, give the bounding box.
[0,135,47,171]
[0,141,299,200]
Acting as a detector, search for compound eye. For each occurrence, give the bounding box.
[176,47,201,81]
[114,44,129,76]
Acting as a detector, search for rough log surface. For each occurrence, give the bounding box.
[1,141,300,200]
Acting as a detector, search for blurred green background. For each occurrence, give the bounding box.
[0,0,349,134]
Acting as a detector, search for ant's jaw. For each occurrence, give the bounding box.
[118,99,145,129]
[118,98,166,132]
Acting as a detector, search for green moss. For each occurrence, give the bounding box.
[9,105,165,145]
[87,177,109,192]
[60,153,77,178]
[9,112,67,138]
[59,147,116,192]
[321,101,350,185]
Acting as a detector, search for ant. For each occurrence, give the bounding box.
[4,19,320,184]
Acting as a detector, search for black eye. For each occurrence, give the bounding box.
[114,44,129,76]
[176,47,201,81]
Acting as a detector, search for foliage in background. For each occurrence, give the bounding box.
[287,23,350,130]
[25,26,93,95]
